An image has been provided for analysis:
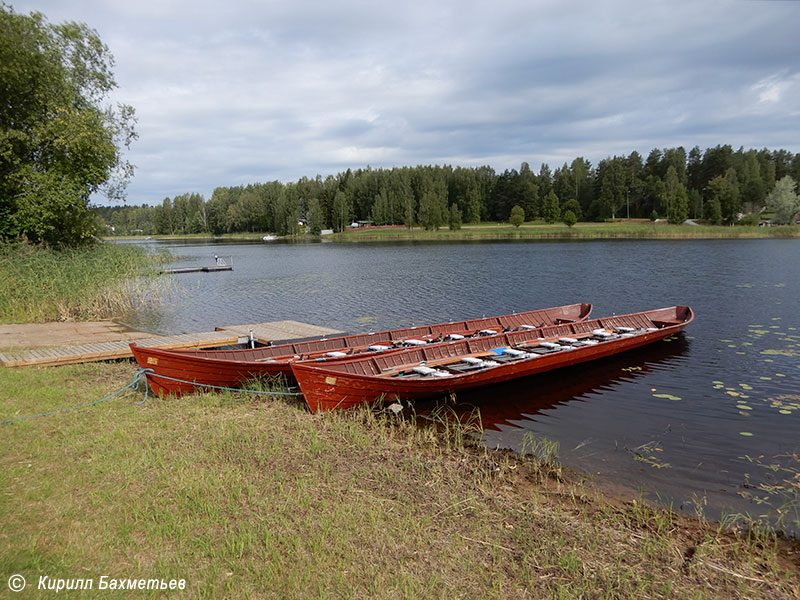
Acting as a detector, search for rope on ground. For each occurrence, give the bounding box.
[1,368,302,425]
[143,370,303,397]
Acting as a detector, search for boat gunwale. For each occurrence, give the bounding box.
[295,305,693,380]
[130,302,593,368]
[290,306,694,411]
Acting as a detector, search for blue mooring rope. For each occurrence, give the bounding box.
[142,370,303,397]
[1,368,302,425]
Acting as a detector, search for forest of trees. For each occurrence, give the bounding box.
[96,145,800,236]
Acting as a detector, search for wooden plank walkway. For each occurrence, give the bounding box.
[162,265,233,274]
[216,320,341,342]
[0,320,342,368]
[0,321,153,350]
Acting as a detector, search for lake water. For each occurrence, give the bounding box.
[122,238,800,533]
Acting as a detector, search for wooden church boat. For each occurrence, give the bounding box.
[290,306,694,413]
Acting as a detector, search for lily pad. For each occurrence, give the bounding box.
[761,349,798,356]
[652,393,681,401]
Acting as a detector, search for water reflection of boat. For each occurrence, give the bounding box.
[292,306,694,413]
[418,335,691,431]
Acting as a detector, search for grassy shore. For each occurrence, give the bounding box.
[0,242,170,324]
[1,361,798,599]
[331,221,800,242]
[109,220,800,244]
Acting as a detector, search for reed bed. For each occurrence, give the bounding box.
[0,242,173,323]
[1,361,797,599]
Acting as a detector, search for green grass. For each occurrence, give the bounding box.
[331,221,800,241]
[0,242,171,323]
[1,361,798,599]
[108,220,800,244]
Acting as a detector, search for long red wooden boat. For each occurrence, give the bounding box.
[290,306,694,413]
[130,303,591,397]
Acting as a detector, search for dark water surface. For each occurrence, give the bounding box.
[123,238,800,532]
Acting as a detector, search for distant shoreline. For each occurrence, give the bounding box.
[107,220,800,242]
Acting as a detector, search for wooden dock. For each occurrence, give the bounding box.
[215,320,344,341]
[0,320,342,368]
[162,265,233,274]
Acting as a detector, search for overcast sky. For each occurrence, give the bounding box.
[11,0,800,206]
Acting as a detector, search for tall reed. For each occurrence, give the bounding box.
[0,242,173,323]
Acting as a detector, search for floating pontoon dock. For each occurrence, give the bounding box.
[161,265,233,273]
[161,255,234,274]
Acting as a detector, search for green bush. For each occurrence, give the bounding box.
[738,213,761,226]
[509,205,525,227]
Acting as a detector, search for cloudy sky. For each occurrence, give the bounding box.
[11,0,800,206]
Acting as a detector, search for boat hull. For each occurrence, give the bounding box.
[130,303,592,397]
[291,306,694,413]
[130,344,295,397]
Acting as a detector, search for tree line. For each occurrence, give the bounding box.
[97,145,800,236]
